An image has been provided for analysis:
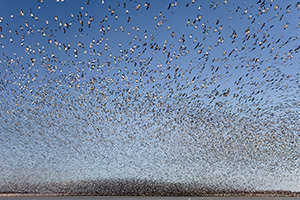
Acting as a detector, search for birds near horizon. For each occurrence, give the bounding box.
[0,0,299,194]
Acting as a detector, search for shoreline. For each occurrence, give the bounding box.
[1,192,300,197]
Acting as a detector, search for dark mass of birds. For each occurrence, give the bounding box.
[0,0,299,195]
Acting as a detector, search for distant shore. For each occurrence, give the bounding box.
[1,192,300,197]
[1,178,299,197]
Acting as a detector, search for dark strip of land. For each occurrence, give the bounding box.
[1,178,299,197]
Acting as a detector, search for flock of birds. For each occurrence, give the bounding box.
[0,0,299,195]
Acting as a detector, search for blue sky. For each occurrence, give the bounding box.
[0,0,299,192]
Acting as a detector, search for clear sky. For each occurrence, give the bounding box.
[0,0,299,193]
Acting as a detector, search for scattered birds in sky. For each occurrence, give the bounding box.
[0,0,299,195]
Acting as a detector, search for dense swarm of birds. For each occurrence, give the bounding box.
[0,0,299,195]
[1,178,300,196]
